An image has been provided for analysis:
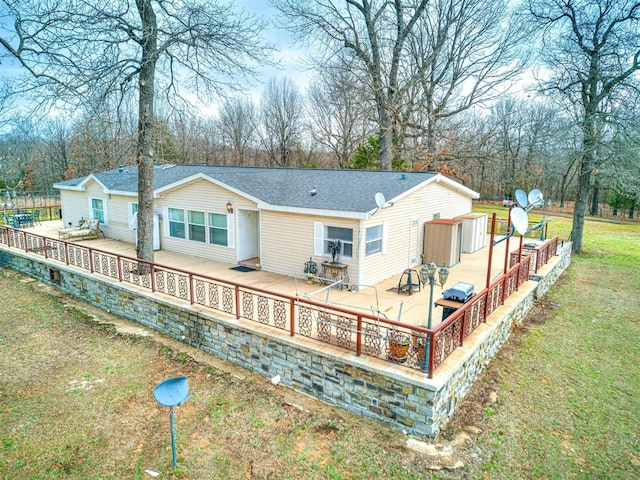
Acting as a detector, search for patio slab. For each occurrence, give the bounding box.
[29,220,513,330]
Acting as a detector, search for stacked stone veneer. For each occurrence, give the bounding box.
[531,240,572,299]
[0,241,571,439]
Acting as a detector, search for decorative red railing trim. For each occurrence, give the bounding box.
[0,225,556,378]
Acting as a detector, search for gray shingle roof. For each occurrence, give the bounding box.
[55,165,455,213]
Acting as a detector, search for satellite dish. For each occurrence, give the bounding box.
[154,376,193,468]
[515,189,528,208]
[375,192,386,209]
[510,207,529,235]
[528,189,544,207]
[154,376,190,407]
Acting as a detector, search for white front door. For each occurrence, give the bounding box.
[237,210,259,261]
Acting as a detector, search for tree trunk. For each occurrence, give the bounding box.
[136,0,158,265]
[377,89,393,171]
[590,178,599,216]
[570,112,597,254]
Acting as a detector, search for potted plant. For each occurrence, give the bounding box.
[303,258,317,284]
[411,331,431,363]
[328,239,342,264]
[388,330,410,363]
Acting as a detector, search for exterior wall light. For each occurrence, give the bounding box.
[226,201,234,214]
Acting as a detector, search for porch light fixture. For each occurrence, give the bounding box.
[226,201,234,214]
[419,262,450,330]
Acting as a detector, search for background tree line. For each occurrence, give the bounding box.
[1,0,639,257]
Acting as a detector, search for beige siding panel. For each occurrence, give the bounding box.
[260,211,360,282]
[156,179,257,265]
[102,194,137,243]
[59,190,91,228]
[359,181,472,287]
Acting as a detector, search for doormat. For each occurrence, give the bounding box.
[231,266,256,272]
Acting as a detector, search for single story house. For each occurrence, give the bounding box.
[53,165,480,289]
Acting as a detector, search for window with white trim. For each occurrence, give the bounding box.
[325,226,353,258]
[168,208,185,238]
[188,210,206,242]
[208,212,228,246]
[91,198,105,223]
[366,224,383,256]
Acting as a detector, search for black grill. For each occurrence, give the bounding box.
[442,282,475,303]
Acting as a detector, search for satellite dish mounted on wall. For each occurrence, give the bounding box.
[510,207,529,235]
[515,189,528,208]
[375,192,386,209]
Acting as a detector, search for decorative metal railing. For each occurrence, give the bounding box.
[0,226,556,378]
[509,236,559,273]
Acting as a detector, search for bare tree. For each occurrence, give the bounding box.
[0,0,271,262]
[526,0,640,253]
[273,0,430,170]
[259,77,304,167]
[306,68,374,168]
[218,97,258,166]
[402,0,526,159]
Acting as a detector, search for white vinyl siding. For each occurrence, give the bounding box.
[359,181,472,287]
[156,180,242,264]
[265,215,357,279]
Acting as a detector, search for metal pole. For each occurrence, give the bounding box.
[170,407,177,467]
[427,279,435,329]
[486,213,497,288]
[422,328,430,372]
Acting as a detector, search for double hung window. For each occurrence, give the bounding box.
[168,208,185,239]
[91,198,105,223]
[209,213,228,246]
[324,226,353,258]
[365,225,383,256]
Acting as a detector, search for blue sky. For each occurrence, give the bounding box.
[0,0,312,119]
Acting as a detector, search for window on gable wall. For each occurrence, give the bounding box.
[188,210,206,242]
[168,208,185,238]
[90,198,105,224]
[208,213,228,246]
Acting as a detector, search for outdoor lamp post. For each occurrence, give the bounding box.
[419,261,450,329]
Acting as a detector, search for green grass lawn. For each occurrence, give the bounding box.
[465,204,640,479]
[0,205,638,479]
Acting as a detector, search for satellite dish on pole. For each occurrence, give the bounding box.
[515,189,528,208]
[154,376,193,467]
[510,207,529,235]
[375,192,386,209]
[528,189,544,208]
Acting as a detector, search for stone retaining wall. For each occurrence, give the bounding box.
[531,240,572,299]
[0,243,571,438]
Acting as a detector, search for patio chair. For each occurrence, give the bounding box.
[58,218,104,240]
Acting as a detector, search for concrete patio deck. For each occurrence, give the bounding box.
[30,220,515,331]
